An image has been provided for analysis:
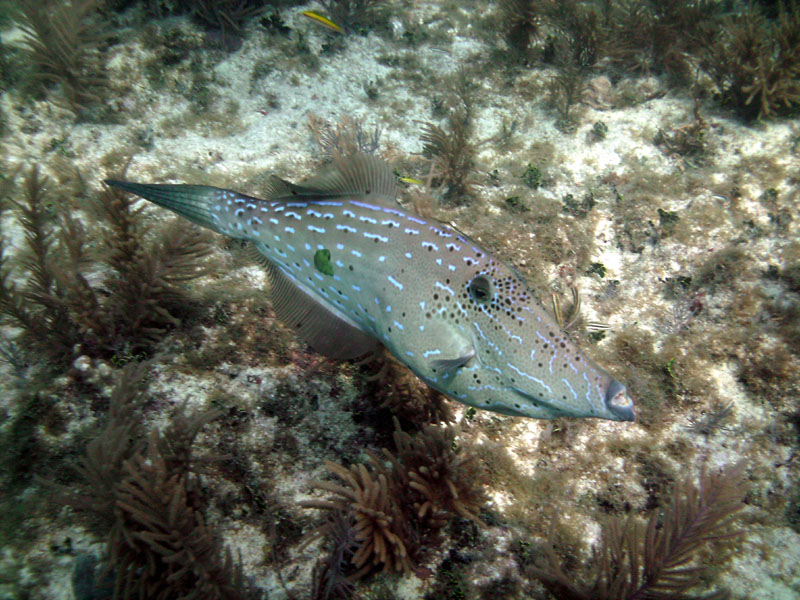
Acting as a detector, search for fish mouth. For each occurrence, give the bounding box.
[510,382,636,421]
[605,379,636,422]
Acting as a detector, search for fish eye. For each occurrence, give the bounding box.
[468,276,492,303]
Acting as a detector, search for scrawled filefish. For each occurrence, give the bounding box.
[106,155,634,421]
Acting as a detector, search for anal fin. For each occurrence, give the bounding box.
[250,243,379,360]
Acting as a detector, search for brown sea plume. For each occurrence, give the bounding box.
[530,463,747,600]
[300,419,488,585]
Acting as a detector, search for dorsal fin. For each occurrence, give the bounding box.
[266,154,397,205]
[260,174,302,201]
[247,242,379,360]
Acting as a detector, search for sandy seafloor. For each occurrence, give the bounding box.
[1,1,799,599]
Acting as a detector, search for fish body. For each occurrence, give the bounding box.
[301,10,344,34]
[106,156,634,421]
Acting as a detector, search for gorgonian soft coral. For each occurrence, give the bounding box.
[530,463,747,600]
[697,2,800,119]
[301,460,413,578]
[385,419,488,524]
[16,0,107,115]
[300,419,488,584]
[0,166,214,367]
[63,364,244,600]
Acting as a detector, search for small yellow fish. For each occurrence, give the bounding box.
[399,177,424,185]
[301,10,344,34]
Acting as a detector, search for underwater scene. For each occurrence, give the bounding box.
[0,0,799,598]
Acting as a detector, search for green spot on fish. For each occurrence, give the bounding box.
[314,248,334,276]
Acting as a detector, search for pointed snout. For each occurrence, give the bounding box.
[605,379,636,422]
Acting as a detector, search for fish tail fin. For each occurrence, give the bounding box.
[104,180,249,235]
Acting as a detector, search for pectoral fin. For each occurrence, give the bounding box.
[431,349,475,376]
